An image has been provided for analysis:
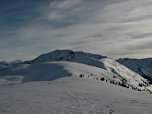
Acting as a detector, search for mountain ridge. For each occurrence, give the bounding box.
[117,58,152,83]
[0,49,151,92]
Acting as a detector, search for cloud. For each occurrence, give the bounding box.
[0,0,152,61]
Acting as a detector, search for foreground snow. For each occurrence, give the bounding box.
[0,76,152,114]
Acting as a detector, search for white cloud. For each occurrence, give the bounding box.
[43,0,84,22]
[1,0,152,61]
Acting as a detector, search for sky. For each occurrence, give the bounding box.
[0,0,152,61]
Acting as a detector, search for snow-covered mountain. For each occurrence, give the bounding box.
[1,49,152,114]
[0,50,150,91]
[117,58,152,83]
[30,50,107,62]
[25,50,107,69]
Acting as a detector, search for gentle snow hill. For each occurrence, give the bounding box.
[117,58,152,83]
[0,50,149,90]
[0,76,152,114]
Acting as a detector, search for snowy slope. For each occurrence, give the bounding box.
[101,58,148,88]
[0,76,152,114]
[117,58,152,83]
[29,50,107,63]
[26,49,107,69]
[0,61,130,84]
[0,50,152,114]
[27,50,150,89]
[0,50,149,90]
